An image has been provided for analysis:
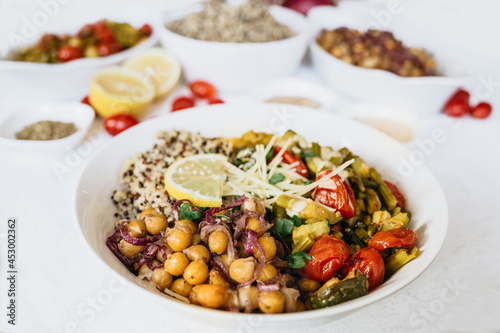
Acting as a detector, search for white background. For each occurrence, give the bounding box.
[0,0,500,332]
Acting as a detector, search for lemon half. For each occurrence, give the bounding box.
[164,154,228,208]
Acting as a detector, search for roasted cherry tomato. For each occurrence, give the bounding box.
[97,42,121,57]
[312,170,357,218]
[94,21,114,42]
[301,234,350,282]
[171,96,196,112]
[342,248,385,291]
[208,97,224,105]
[189,80,217,99]
[78,24,95,38]
[368,228,418,252]
[384,181,405,209]
[81,96,92,107]
[471,102,492,119]
[104,114,139,136]
[273,146,309,178]
[444,89,470,117]
[56,45,82,62]
[139,24,153,36]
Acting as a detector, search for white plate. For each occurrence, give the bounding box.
[73,103,447,331]
[0,6,160,103]
[0,102,95,154]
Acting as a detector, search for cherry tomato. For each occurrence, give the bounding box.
[94,21,114,42]
[368,228,418,252]
[104,114,139,136]
[471,102,492,119]
[302,234,350,282]
[342,248,385,291]
[444,89,470,117]
[273,146,309,178]
[97,42,121,57]
[56,45,82,62]
[312,170,357,218]
[189,80,217,99]
[171,96,195,112]
[139,24,153,36]
[208,97,224,105]
[81,96,92,107]
[384,181,405,209]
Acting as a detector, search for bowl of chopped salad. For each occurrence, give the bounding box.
[73,103,447,330]
[0,6,159,103]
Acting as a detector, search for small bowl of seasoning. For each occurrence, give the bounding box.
[158,0,309,91]
[0,102,95,154]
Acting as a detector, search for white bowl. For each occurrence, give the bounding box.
[0,102,95,154]
[73,103,447,331]
[158,4,309,91]
[308,6,472,115]
[246,77,338,112]
[0,7,160,103]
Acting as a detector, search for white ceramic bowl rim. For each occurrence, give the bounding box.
[161,5,309,49]
[73,104,448,323]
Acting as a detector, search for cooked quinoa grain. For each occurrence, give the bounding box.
[112,129,233,221]
[167,0,294,43]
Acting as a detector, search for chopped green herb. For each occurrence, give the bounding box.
[234,195,242,200]
[179,202,201,220]
[266,146,275,160]
[301,151,316,158]
[287,252,312,269]
[233,157,244,165]
[274,218,295,237]
[269,173,285,185]
[304,180,313,185]
[291,215,303,227]
[215,214,231,220]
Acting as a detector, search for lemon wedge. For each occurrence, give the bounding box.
[164,154,228,208]
[89,67,155,118]
[122,48,182,99]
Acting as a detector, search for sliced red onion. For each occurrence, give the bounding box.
[238,242,266,288]
[257,282,280,292]
[120,226,159,246]
[232,212,248,240]
[211,256,237,288]
[243,210,267,231]
[147,262,164,271]
[200,224,235,261]
[241,229,258,255]
[205,195,247,224]
[105,237,135,271]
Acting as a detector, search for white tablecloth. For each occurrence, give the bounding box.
[1,1,499,332]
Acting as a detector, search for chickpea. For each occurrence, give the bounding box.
[183,261,209,285]
[175,219,197,234]
[238,285,259,312]
[229,258,255,284]
[258,291,285,314]
[295,300,306,312]
[139,208,157,220]
[184,245,210,263]
[253,236,277,261]
[256,263,278,282]
[191,233,201,245]
[220,253,234,268]
[167,228,192,252]
[246,217,266,236]
[118,239,144,259]
[197,284,227,309]
[164,252,189,276]
[209,269,229,289]
[208,230,228,255]
[189,285,202,305]
[127,220,147,238]
[298,278,321,292]
[150,268,173,290]
[170,278,193,297]
[144,214,168,235]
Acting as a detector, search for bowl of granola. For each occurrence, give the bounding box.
[157,0,309,91]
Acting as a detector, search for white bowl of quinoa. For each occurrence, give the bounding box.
[157,0,309,91]
[73,104,447,330]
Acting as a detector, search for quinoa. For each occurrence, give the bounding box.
[111,129,233,222]
[167,0,294,43]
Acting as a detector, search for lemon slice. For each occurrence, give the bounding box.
[164,154,228,208]
[89,67,155,118]
[122,48,182,99]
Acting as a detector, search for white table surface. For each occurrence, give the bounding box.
[1,1,500,333]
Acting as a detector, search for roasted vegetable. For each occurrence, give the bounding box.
[385,247,420,277]
[309,273,369,309]
[277,195,342,224]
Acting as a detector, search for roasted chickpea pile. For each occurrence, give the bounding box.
[317,27,436,77]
